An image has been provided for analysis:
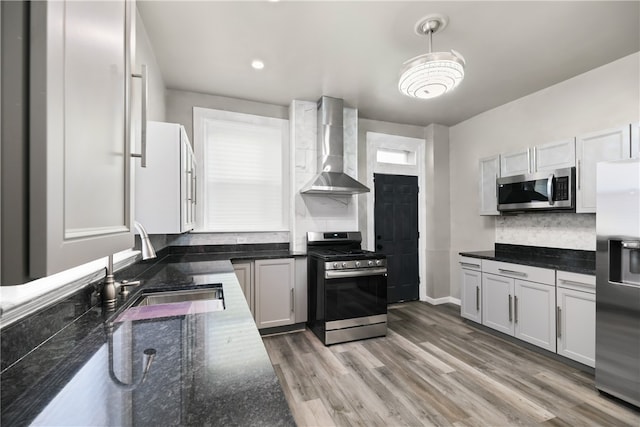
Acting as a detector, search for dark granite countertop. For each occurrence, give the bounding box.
[459,243,595,275]
[1,252,296,426]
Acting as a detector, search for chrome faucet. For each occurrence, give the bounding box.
[102,221,157,310]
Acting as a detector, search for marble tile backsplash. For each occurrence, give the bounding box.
[496,213,596,250]
[168,232,289,246]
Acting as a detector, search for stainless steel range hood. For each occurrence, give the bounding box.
[301,96,370,195]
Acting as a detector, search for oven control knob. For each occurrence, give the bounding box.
[342,262,347,268]
[333,262,339,268]
[368,260,374,266]
[355,261,361,267]
[375,260,382,266]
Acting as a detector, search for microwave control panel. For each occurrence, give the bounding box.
[555,176,569,201]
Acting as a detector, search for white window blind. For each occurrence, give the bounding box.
[194,108,289,232]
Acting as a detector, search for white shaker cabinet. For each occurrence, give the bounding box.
[575,125,631,213]
[135,122,196,234]
[482,260,556,352]
[500,149,531,177]
[556,271,595,367]
[533,138,576,172]
[479,155,500,215]
[29,0,137,277]
[255,258,295,329]
[232,261,254,315]
[514,279,556,352]
[459,257,482,323]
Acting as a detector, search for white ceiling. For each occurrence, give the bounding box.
[138,1,640,127]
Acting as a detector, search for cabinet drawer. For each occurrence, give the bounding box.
[556,270,595,293]
[459,256,482,271]
[482,260,555,285]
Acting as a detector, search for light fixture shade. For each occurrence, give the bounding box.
[398,51,465,99]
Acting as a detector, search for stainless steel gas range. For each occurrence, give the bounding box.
[306,231,387,345]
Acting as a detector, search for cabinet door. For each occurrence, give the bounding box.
[29,0,135,277]
[482,273,514,335]
[576,125,631,212]
[460,268,482,323]
[479,155,500,215]
[500,149,530,177]
[255,258,295,329]
[557,287,595,367]
[514,280,556,352]
[534,138,576,172]
[233,261,254,316]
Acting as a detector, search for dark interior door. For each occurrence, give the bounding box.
[374,174,419,303]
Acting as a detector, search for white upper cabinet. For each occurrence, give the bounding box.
[29,0,136,277]
[632,122,640,159]
[479,155,500,215]
[575,125,631,213]
[533,138,576,172]
[500,149,531,177]
[135,122,196,234]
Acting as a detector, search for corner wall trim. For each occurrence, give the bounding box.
[422,296,461,306]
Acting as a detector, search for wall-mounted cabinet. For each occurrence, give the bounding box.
[135,122,196,234]
[575,125,631,213]
[479,155,500,216]
[533,138,575,172]
[500,149,531,177]
[28,0,137,278]
[632,122,639,159]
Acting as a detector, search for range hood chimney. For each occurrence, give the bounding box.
[301,96,370,195]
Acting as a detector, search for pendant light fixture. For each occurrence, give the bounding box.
[398,14,465,99]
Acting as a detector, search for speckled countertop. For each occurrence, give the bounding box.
[460,243,595,275]
[1,252,297,426]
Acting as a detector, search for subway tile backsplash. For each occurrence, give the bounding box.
[496,213,596,250]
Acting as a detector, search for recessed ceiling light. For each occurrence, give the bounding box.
[251,59,265,70]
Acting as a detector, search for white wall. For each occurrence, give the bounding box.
[449,52,640,299]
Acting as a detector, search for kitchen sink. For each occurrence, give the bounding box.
[115,284,225,322]
[133,286,224,307]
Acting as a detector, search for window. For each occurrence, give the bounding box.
[376,148,416,165]
[193,108,289,232]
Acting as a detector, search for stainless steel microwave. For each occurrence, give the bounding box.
[497,167,575,212]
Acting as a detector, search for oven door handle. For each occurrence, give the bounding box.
[325,268,388,279]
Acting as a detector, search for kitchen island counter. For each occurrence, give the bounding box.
[1,253,295,426]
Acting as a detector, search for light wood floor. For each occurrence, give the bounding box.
[262,301,640,427]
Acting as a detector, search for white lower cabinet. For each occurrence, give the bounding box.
[556,271,595,367]
[514,279,556,352]
[459,257,482,323]
[481,260,556,352]
[233,258,305,330]
[255,258,295,329]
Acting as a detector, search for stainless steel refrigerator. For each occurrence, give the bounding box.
[596,158,640,407]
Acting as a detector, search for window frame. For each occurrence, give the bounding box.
[193,107,290,232]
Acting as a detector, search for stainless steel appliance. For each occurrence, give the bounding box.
[497,167,575,212]
[596,159,640,408]
[307,231,387,345]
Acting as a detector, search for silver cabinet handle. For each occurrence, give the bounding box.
[558,279,591,287]
[460,262,481,269]
[547,174,555,205]
[498,268,527,277]
[508,294,513,322]
[577,160,581,190]
[131,64,148,167]
[290,288,294,313]
[476,286,480,311]
[514,295,518,323]
[622,241,640,249]
[556,306,561,338]
[192,170,197,205]
[532,147,537,172]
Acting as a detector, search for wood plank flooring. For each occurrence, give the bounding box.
[262,302,640,427]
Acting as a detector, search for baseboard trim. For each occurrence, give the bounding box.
[422,296,461,306]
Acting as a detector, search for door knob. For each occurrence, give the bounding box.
[377,244,383,250]
[377,235,381,240]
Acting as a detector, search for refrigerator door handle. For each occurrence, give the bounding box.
[621,241,640,249]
